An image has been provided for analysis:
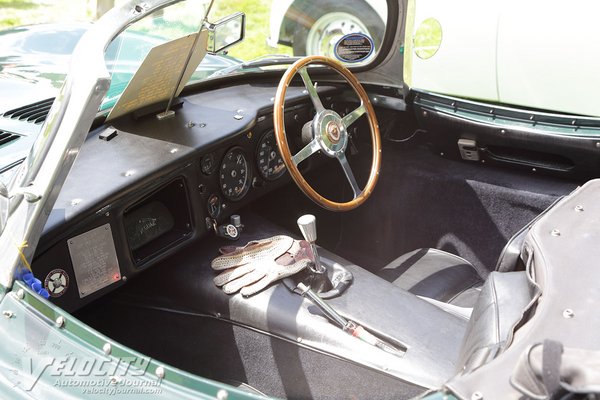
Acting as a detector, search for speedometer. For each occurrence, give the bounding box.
[220,148,251,201]
[256,130,286,181]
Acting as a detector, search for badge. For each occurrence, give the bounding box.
[44,269,69,298]
[334,33,375,63]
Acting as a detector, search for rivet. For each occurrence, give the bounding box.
[234,114,243,120]
[123,170,135,177]
[16,289,24,299]
[532,168,536,172]
[440,152,444,156]
[170,148,179,154]
[70,199,81,206]
[3,310,14,319]
[236,109,244,114]
[471,392,483,400]
[155,366,165,379]
[575,205,584,212]
[216,389,229,400]
[563,309,574,319]
[105,212,110,217]
[247,131,253,139]
[216,312,221,318]
[55,316,65,328]
[422,111,428,117]
[550,229,561,237]
[122,276,127,282]
[596,142,600,148]
[186,121,195,128]
[500,129,506,134]
[103,343,112,355]
[297,337,303,343]
[199,123,207,128]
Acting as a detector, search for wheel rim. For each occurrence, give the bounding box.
[306,12,372,57]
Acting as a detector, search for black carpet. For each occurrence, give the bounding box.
[253,142,579,278]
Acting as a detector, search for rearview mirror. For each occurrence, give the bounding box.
[206,12,245,54]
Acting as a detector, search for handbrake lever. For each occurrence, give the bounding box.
[296,282,403,357]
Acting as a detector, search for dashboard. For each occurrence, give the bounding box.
[31,83,339,312]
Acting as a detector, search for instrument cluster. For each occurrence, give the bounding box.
[198,106,310,224]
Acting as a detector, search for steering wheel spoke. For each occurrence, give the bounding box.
[337,153,361,198]
[299,67,325,113]
[292,139,320,166]
[342,103,366,127]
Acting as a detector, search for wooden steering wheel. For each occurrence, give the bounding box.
[273,56,381,212]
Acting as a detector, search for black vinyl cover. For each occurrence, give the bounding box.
[446,179,600,399]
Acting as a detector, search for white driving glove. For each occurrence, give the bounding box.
[212,235,312,296]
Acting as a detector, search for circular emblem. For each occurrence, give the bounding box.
[326,121,342,143]
[226,224,239,239]
[334,33,375,63]
[44,269,69,298]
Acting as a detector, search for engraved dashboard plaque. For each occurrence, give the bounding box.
[67,224,121,298]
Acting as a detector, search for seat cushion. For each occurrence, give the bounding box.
[378,248,483,305]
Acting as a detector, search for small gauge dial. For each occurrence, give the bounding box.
[219,148,251,201]
[256,130,286,181]
[201,153,217,175]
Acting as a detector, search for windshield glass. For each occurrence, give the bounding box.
[101,0,388,110]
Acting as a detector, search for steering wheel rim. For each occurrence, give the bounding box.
[273,55,381,212]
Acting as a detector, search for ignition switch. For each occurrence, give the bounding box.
[211,214,244,240]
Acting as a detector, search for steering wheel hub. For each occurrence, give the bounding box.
[315,110,347,155]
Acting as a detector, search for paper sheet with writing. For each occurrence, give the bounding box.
[107,29,208,121]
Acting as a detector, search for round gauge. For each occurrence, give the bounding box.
[256,130,286,181]
[219,148,251,201]
[207,194,221,218]
[200,153,217,175]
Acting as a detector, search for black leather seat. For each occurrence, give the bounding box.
[377,248,484,307]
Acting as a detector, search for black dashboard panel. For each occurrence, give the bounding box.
[32,83,338,312]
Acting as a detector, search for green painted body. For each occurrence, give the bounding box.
[0,281,262,399]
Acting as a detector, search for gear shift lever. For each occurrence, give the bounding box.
[297,214,326,273]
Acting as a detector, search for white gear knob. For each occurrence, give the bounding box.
[297,214,317,243]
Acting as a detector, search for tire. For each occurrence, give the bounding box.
[290,0,384,57]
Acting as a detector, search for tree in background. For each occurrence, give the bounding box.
[96,0,115,18]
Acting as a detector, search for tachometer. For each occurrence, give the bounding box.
[256,130,286,181]
[220,148,251,201]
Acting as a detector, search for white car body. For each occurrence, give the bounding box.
[407,0,600,117]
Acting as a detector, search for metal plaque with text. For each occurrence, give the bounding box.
[67,224,120,298]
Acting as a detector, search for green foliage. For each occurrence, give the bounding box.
[210,0,292,61]
[0,0,291,61]
[0,0,94,30]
